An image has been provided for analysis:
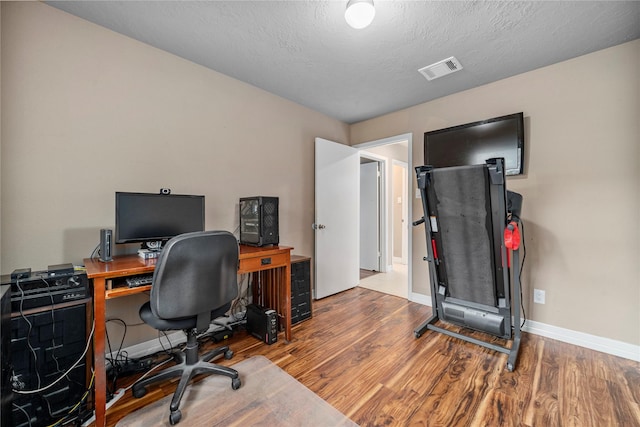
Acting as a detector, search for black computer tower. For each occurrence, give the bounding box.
[239,196,279,246]
[290,256,312,325]
[246,303,278,345]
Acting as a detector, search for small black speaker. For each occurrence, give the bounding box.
[239,197,279,246]
[99,229,113,262]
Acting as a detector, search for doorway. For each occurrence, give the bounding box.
[355,134,411,299]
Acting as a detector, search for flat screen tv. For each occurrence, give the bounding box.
[424,112,524,176]
[115,192,205,248]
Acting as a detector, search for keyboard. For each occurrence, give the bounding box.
[126,274,154,288]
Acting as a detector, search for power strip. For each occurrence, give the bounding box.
[81,388,125,427]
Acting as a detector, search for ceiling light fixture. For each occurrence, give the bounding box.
[345,0,375,29]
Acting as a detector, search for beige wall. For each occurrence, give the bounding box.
[351,40,640,346]
[1,2,348,347]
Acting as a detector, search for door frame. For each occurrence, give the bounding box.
[354,133,414,300]
[392,159,409,265]
[359,151,387,273]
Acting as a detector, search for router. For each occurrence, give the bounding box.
[47,263,74,276]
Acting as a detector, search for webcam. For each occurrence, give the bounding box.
[160,188,171,195]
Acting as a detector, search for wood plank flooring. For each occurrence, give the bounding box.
[105,287,640,426]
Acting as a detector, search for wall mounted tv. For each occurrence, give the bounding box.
[115,192,205,248]
[424,112,524,176]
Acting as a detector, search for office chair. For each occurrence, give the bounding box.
[131,230,242,425]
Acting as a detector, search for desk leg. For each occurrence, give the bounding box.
[93,278,107,427]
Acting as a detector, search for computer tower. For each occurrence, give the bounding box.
[239,196,279,246]
[246,303,278,345]
[290,256,312,325]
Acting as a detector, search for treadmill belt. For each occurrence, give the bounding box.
[432,166,496,307]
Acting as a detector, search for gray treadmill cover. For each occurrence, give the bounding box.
[431,165,496,307]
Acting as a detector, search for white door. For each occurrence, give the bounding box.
[360,161,380,271]
[314,138,359,299]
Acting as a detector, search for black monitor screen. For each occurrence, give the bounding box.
[115,192,205,244]
[424,112,524,176]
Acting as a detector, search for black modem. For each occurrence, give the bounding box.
[48,263,74,276]
[11,268,31,281]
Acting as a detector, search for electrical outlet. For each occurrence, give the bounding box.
[533,289,545,304]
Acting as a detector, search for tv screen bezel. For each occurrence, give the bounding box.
[114,191,205,245]
[424,112,525,176]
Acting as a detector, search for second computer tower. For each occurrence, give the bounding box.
[239,196,279,246]
[246,303,278,345]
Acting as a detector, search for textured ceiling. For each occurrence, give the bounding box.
[45,1,640,124]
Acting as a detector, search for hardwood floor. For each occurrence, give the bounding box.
[106,287,640,426]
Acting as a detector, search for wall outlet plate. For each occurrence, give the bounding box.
[533,289,546,304]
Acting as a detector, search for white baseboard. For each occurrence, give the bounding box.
[522,319,640,362]
[409,294,639,362]
[107,320,235,361]
[409,292,431,306]
[113,301,639,364]
[108,331,185,361]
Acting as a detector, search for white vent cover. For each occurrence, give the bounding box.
[418,56,463,81]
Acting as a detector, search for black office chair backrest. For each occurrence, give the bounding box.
[150,231,239,323]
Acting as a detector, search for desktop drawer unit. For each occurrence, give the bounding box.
[290,256,312,325]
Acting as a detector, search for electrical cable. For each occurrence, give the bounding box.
[14,320,95,395]
[518,218,527,328]
[105,318,134,394]
[122,357,172,392]
[15,279,43,389]
[158,330,175,354]
[90,243,100,259]
[12,402,32,427]
[44,371,95,427]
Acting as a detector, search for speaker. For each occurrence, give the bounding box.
[0,286,12,427]
[99,229,113,262]
[10,302,88,426]
[239,197,279,246]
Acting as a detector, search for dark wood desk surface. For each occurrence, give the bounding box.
[84,244,293,427]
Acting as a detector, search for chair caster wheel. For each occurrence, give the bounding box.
[224,349,234,360]
[232,377,241,390]
[169,409,182,425]
[506,362,514,372]
[132,386,147,399]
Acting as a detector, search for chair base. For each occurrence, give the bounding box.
[132,329,241,425]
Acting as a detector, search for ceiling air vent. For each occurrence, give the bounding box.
[418,56,463,81]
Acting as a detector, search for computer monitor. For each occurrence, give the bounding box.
[115,192,205,249]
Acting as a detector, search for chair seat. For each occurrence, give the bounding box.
[139,301,232,332]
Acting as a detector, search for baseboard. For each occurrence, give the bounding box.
[522,319,640,362]
[106,320,234,361]
[409,292,431,306]
[108,331,186,361]
[409,294,638,362]
[114,302,639,363]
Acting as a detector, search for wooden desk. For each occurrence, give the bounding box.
[84,244,292,427]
